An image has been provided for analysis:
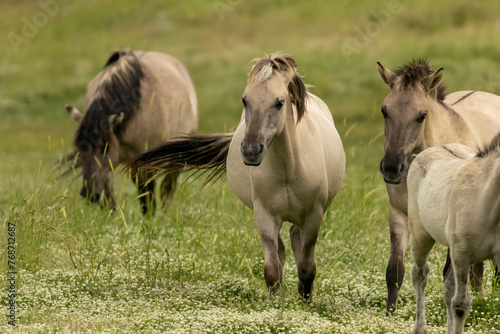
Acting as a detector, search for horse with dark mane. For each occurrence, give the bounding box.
[124,53,345,299]
[377,59,500,314]
[65,50,198,213]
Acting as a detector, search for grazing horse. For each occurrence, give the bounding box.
[377,59,500,314]
[408,136,500,334]
[66,50,198,214]
[125,54,346,298]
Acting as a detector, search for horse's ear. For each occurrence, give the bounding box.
[66,105,83,123]
[423,68,444,92]
[104,50,128,67]
[109,112,125,127]
[377,62,397,88]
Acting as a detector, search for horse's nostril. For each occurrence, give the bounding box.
[398,164,405,174]
[258,144,264,154]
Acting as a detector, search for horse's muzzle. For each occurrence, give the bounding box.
[241,141,265,166]
[380,159,405,184]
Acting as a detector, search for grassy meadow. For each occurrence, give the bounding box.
[1,0,500,332]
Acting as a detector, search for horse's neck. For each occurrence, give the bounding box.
[422,100,479,150]
[268,101,302,174]
[472,154,500,220]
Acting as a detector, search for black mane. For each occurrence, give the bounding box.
[74,50,143,154]
[477,132,500,158]
[395,59,447,101]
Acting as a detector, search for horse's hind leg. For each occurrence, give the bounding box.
[160,172,179,209]
[278,233,286,280]
[386,206,410,315]
[493,262,500,288]
[136,172,156,215]
[469,262,483,293]
[290,224,302,289]
[494,257,500,288]
[450,247,472,334]
[290,209,322,300]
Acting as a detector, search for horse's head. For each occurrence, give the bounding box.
[67,105,123,208]
[240,54,306,166]
[377,60,445,184]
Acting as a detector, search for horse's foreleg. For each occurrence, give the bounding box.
[410,234,434,334]
[136,172,156,215]
[254,205,284,295]
[444,261,456,334]
[289,225,304,295]
[292,210,322,301]
[160,172,179,209]
[450,249,472,334]
[386,206,409,315]
[445,250,483,293]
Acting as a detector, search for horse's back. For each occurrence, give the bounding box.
[445,90,500,146]
[306,93,335,123]
[135,51,197,107]
[136,51,198,124]
[122,51,198,158]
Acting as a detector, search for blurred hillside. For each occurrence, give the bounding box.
[1,0,499,164]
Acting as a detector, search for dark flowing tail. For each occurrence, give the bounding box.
[122,134,233,185]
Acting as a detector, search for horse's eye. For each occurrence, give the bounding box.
[416,113,427,123]
[381,106,388,119]
[275,100,284,109]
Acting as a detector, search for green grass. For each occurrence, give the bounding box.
[2,0,500,332]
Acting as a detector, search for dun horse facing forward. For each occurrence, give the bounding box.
[66,50,198,213]
[377,59,500,314]
[408,137,500,334]
[125,54,346,298]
